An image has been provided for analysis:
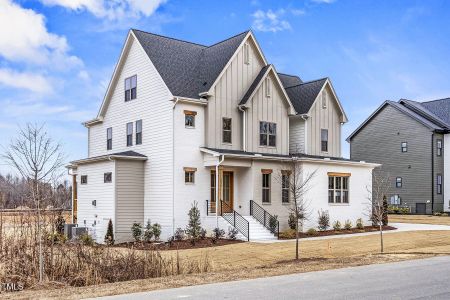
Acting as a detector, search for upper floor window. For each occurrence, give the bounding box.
[437,139,442,156]
[80,175,88,185]
[401,142,407,152]
[261,170,272,203]
[281,172,290,203]
[222,118,232,143]
[322,91,327,109]
[184,167,196,184]
[125,75,137,102]
[265,77,271,97]
[126,122,133,146]
[328,175,349,204]
[106,127,112,150]
[321,129,328,152]
[243,42,250,64]
[260,121,276,147]
[184,110,197,128]
[104,172,112,183]
[136,120,142,145]
[437,174,442,194]
[390,194,401,205]
[396,177,402,188]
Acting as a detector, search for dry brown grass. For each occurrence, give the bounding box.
[389,214,450,226]
[5,230,450,299]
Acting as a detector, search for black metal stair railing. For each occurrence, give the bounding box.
[205,200,217,216]
[220,200,249,241]
[250,200,279,238]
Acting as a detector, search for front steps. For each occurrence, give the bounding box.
[244,216,278,241]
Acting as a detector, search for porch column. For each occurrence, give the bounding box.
[216,165,224,216]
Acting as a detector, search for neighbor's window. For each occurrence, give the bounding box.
[104,172,112,183]
[390,194,401,205]
[321,129,328,152]
[281,172,290,203]
[396,177,402,188]
[437,174,442,194]
[184,110,196,128]
[184,167,196,184]
[265,77,271,97]
[328,175,349,204]
[437,139,442,156]
[262,171,271,203]
[125,75,137,101]
[243,42,250,64]
[260,121,276,147]
[126,122,133,146]
[222,118,232,143]
[81,175,88,185]
[135,120,142,145]
[401,142,407,153]
[107,127,112,150]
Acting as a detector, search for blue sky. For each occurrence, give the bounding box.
[1,0,449,172]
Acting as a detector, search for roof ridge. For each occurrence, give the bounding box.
[285,77,328,89]
[205,30,250,48]
[131,28,207,48]
[277,72,300,78]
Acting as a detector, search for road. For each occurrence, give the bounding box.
[94,256,450,300]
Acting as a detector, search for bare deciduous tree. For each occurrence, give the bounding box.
[2,123,65,282]
[277,157,316,260]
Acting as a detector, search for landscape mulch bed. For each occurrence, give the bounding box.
[279,225,397,240]
[114,237,244,250]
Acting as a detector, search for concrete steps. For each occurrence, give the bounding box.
[244,216,278,241]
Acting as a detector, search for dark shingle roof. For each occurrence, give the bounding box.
[278,73,303,88]
[112,151,147,158]
[421,98,450,127]
[239,65,271,105]
[132,29,248,99]
[400,99,450,129]
[285,78,328,114]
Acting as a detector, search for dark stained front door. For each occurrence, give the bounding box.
[222,171,234,213]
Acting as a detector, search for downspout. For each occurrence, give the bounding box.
[431,133,435,214]
[238,105,247,152]
[172,97,180,235]
[216,154,225,228]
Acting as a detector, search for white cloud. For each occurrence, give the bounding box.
[251,9,292,33]
[0,68,52,94]
[291,9,305,16]
[41,0,166,21]
[77,70,90,81]
[311,0,336,3]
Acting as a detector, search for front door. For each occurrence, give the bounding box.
[222,171,234,213]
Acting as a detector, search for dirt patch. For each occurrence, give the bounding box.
[279,225,397,239]
[114,238,243,250]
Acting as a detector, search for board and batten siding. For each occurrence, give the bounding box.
[115,160,145,242]
[206,37,265,151]
[289,117,305,153]
[350,104,436,213]
[245,72,290,154]
[87,35,174,238]
[306,85,342,157]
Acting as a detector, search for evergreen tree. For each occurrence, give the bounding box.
[185,201,202,245]
[104,219,115,245]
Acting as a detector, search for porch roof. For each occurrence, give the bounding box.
[67,151,147,167]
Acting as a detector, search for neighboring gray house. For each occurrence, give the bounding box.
[347,98,450,214]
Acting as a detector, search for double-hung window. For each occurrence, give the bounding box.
[390,194,401,205]
[80,175,88,185]
[259,121,276,147]
[401,142,407,152]
[321,129,328,152]
[135,120,142,145]
[184,167,196,184]
[396,177,402,188]
[222,118,232,143]
[328,175,349,204]
[437,139,442,156]
[126,122,133,146]
[104,172,112,183]
[125,75,137,101]
[262,169,272,203]
[437,174,442,194]
[106,127,112,150]
[281,172,290,203]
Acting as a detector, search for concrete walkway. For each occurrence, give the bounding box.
[253,222,450,243]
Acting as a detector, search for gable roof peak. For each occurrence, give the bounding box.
[131,28,206,48]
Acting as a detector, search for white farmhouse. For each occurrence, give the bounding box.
[67,29,378,242]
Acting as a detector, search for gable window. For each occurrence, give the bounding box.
[104,172,112,183]
[396,177,402,188]
[265,77,271,97]
[437,174,442,194]
[390,194,401,205]
[80,175,88,185]
[437,139,442,156]
[321,129,328,152]
[222,118,232,143]
[125,75,137,101]
[328,174,349,204]
[281,171,290,203]
[136,120,142,145]
[184,167,196,184]
[184,110,197,128]
[322,91,327,109]
[106,127,112,150]
[262,169,272,203]
[260,121,276,147]
[126,122,133,146]
[401,142,408,153]
[243,42,250,64]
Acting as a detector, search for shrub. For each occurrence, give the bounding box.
[434,212,442,216]
[152,223,162,241]
[200,228,207,240]
[79,233,94,246]
[356,218,364,230]
[399,207,409,214]
[143,220,154,242]
[131,223,143,241]
[174,228,185,241]
[185,201,203,244]
[306,228,318,236]
[211,227,225,244]
[228,227,238,240]
[333,220,342,231]
[104,219,115,245]
[55,214,65,234]
[388,205,399,214]
[279,229,296,239]
[344,219,352,230]
[288,213,296,230]
[269,215,278,233]
[317,210,330,231]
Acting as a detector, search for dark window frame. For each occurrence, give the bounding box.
[328,176,349,204]
[396,177,402,188]
[259,121,277,147]
[321,129,328,152]
[185,171,195,184]
[437,174,442,194]
[80,175,88,185]
[185,115,195,128]
[126,122,133,146]
[222,117,232,144]
[262,173,271,203]
[104,172,112,183]
[401,142,408,153]
[437,139,442,156]
[135,120,142,145]
[281,174,290,203]
[124,75,137,102]
[106,127,112,150]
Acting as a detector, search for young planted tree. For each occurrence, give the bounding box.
[2,123,65,282]
[185,201,202,245]
[104,219,115,245]
[276,157,316,260]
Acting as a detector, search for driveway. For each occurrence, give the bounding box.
[93,256,450,300]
